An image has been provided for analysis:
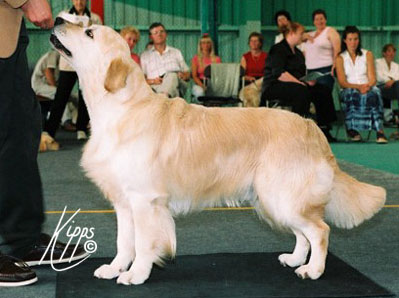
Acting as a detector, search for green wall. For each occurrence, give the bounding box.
[26,0,399,69]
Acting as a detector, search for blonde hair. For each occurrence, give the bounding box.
[279,21,305,37]
[197,35,217,69]
[120,26,140,42]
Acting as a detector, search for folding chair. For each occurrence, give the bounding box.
[197,63,245,107]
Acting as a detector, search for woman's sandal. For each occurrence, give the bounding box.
[347,129,362,142]
[376,132,388,144]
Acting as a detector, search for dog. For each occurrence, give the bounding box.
[50,16,386,285]
[239,78,262,107]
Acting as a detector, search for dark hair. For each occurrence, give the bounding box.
[312,9,327,21]
[383,43,396,53]
[248,32,264,48]
[340,26,362,56]
[274,10,291,25]
[69,6,91,18]
[280,22,305,38]
[149,22,166,35]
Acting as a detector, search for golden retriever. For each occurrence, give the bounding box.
[50,16,386,285]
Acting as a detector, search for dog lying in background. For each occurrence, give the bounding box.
[50,16,386,286]
[239,78,262,107]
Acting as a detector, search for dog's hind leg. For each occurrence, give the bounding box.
[293,217,330,280]
[94,201,135,279]
[278,229,310,268]
[117,194,176,285]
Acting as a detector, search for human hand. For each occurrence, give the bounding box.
[306,80,317,86]
[245,76,256,82]
[21,0,53,29]
[359,84,370,94]
[385,80,395,88]
[151,77,163,85]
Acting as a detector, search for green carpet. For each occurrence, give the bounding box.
[331,126,399,174]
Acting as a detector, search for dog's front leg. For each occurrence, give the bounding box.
[117,193,175,285]
[94,201,135,279]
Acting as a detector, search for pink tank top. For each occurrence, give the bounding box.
[305,27,334,69]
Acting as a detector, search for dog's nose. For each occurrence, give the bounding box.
[54,17,65,26]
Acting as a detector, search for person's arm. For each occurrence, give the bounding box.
[191,57,204,88]
[18,0,53,29]
[44,68,56,86]
[278,71,305,85]
[176,50,190,81]
[375,59,393,86]
[328,27,341,75]
[336,55,368,93]
[366,51,377,86]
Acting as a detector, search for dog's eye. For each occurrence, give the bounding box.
[85,29,94,39]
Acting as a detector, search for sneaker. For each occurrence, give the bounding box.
[0,254,37,287]
[22,233,89,266]
[77,130,88,140]
[39,132,60,152]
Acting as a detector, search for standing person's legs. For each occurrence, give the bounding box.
[44,71,77,138]
[261,82,310,117]
[0,22,43,257]
[76,87,90,135]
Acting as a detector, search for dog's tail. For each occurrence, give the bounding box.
[325,167,386,229]
[304,119,386,229]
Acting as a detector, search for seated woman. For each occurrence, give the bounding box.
[376,43,399,123]
[336,26,388,143]
[120,26,141,65]
[261,22,337,142]
[240,32,267,84]
[191,34,221,102]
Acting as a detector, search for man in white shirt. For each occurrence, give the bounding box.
[141,22,190,98]
[376,43,399,122]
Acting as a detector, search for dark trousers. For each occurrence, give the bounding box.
[0,21,43,257]
[378,81,399,109]
[261,81,337,126]
[44,71,89,138]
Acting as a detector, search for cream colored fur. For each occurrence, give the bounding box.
[51,20,386,285]
[239,78,262,107]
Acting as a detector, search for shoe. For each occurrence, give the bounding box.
[376,132,388,144]
[22,233,89,266]
[0,254,37,287]
[77,130,88,140]
[39,132,60,152]
[62,120,77,132]
[321,128,337,143]
[347,129,362,142]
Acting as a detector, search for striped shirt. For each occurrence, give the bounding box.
[140,45,189,79]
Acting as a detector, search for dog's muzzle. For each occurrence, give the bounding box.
[50,17,72,57]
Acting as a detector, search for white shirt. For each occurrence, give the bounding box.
[304,27,334,69]
[340,49,369,84]
[375,57,399,84]
[31,50,60,93]
[140,45,189,79]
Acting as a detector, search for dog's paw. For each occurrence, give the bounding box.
[278,253,306,268]
[94,264,122,279]
[116,268,150,286]
[294,264,324,280]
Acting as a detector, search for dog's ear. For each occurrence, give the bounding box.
[104,58,131,93]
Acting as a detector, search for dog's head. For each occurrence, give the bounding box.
[50,14,136,94]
